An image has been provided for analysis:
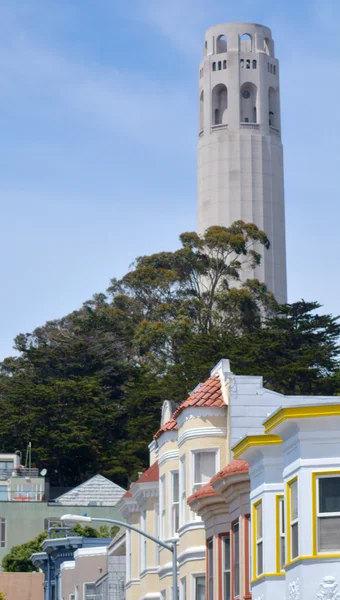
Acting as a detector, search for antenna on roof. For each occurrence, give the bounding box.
[24,442,32,470]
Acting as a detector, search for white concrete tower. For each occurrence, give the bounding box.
[198,23,287,303]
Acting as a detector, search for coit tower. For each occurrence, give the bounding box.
[198,23,287,304]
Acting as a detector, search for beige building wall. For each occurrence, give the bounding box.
[61,548,107,600]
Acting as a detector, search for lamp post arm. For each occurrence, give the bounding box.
[89,517,173,552]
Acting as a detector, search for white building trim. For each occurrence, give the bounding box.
[158,450,179,468]
[178,427,227,448]
[177,406,226,429]
[178,546,206,567]
[74,547,107,558]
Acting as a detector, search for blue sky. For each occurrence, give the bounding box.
[0,0,339,359]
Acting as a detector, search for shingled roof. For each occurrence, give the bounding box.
[172,373,224,419]
[55,474,125,506]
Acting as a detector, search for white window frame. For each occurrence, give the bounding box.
[180,456,186,527]
[221,535,231,600]
[191,573,206,600]
[126,529,131,582]
[170,470,179,537]
[154,503,160,566]
[83,582,96,600]
[191,449,219,493]
[180,576,187,600]
[140,510,147,573]
[317,473,340,553]
[160,475,166,540]
[207,539,214,600]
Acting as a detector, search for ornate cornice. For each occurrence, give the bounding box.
[177,406,227,429]
[178,426,227,447]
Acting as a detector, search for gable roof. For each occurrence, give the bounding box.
[54,474,125,506]
[173,373,224,419]
[136,461,159,483]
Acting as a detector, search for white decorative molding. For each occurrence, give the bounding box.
[177,521,205,536]
[157,430,178,449]
[178,426,227,448]
[177,545,206,567]
[125,579,140,589]
[74,547,107,558]
[288,578,300,600]
[158,450,179,468]
[254,595,264,600]
[158,561,173,579]
[177,406,226,429]
[140,594,161,600]
[317,576,340,600]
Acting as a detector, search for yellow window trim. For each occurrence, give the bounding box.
[285,475,298,565]
[250,572,283,584]
[251,499,262,582]
[233,434,282,459]
[275,494,284,574]
[312,469,340,557]
[264,405,340,434]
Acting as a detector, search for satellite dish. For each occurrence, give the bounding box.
[40,469,47,477]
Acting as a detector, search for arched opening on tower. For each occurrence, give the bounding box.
[200,90,204,131]
[212,84,228,125]
[240,83,258,123]
[264,37,272,56]
[268,87,278,128]
[216,35,227,54]
[240,33,252,52]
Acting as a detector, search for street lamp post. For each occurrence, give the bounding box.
[61,514,178,600]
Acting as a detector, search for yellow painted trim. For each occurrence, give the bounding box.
[283,554,340,568]
[276,494,284,574]
[250,572,283,584]
[311,469,340,558]
[264,405,340,434]
[233,435,282,459]
[285,476,298,565]
[251,499,262,582]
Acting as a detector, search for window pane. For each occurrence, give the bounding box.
[256,504,262,540]
[319,516,340,551]
[173,472,179,502]
[233,523,239,597]
[280,536,285,570]
[319,478,340,513]
[290,481,298,521]
[195,576,206,600]
[291,522,299,559]
[195,452,216,484]
[224,572,231,600]
[281,499,285,534]
[257,541,263,575]
[223,536,230,570]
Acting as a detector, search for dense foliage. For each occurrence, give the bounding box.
[0,223,339,487]
[2,524,116,573]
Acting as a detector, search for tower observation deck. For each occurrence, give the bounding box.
[197,22,287,303]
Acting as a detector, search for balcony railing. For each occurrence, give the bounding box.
[0,468,40,480]
[240,122,260,130]
[211,124,228,131]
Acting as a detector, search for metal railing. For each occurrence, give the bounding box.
[0,468,39,480]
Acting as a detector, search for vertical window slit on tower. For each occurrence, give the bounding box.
[223,60,227,69]
[252,60,257,69]
[218,61,222,70]
[212,62,216,71]
[246,59,250,69]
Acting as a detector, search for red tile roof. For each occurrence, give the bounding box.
[122,489,132,499]
[154,418,178,440]
[210,459,249,485]
[173,374,224,419]
[136,461,159,483]
[187,482,217,504]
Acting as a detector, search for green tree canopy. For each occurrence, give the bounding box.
[0,224,339,487]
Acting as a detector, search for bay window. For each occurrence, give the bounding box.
[317,475,340,552]
[193,451,217,492]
